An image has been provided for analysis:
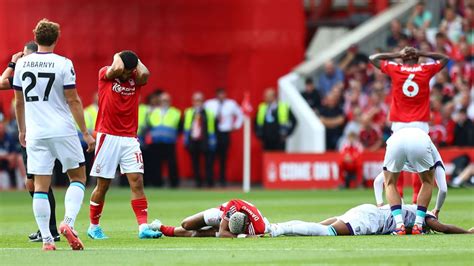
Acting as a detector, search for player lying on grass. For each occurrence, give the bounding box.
[268,204,473,237]
[149,199,270,238]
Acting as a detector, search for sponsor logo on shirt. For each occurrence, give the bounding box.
[112,83,136,96]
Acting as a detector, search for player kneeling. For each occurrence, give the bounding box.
[149,199,270,238]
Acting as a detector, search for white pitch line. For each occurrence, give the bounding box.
[0,247,473,252]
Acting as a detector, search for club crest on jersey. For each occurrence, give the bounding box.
[129,79,135,86]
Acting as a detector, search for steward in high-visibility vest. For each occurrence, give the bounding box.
[147,107,181,144]
[255,88,296,151]
[84,104,98,132]
[137,103,149,138]
[255,102,290,137]
[183,108,216,150]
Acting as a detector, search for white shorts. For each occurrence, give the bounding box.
[384,127,434,173]
[402,141,444,172]
[27,135,85,175]
[203,208,223,227]
[337,204,385,235]
[91,133,144,179]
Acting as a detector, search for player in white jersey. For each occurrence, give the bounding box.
[269,204,473,237]
[13,19,95,251]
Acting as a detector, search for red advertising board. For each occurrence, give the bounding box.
[263,148,474,190]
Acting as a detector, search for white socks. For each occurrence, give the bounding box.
[33,192,53,243]
[64,182,85,228]
[273,221,336,236]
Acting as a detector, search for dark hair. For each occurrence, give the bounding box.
[119,50,139,70]
[33,18,60,46]
[153,89,163,96]
[305,78,313,85]
[417,0,425,6]
[216,88,226,94]
[24,41,38,52]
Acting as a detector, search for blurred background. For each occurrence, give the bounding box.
[0,0,472,191]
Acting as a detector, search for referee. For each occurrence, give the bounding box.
[204,88,243,186]
[0,42,60,242]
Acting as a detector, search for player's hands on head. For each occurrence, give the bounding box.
[11,52,24,63]
[83,132,96,153]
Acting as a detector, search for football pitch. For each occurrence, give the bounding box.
[1,188,473,265]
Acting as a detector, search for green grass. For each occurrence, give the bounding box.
[1,188,473,265]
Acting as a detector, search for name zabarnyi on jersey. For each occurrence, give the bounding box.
[23,61,55,68]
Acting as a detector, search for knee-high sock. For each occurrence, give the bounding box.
[29,187,58,235]
[33,192,53,243]
[63,182,85,228]
[131,198,148,226]
[274,220,335,237]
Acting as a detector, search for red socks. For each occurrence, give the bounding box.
[160,225,175,236]
[131,198,148,225]
[90,201,104,225]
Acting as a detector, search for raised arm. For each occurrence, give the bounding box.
[135,59,150,86]
[0,52,23,90]
[64,89,96,152]
[368,51,403,69]
[418,51,449,68]
[105,53,125,80]
[425,217,473,234]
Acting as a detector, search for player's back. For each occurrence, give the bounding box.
[381,61,442,124]
[13,52,77,140]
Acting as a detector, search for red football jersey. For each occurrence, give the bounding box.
[381,60,443,122]
[221,199,266,235]
[95,66,143,137]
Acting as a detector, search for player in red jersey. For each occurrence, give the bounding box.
[87,51,161,239]
[148,199,270,238]
[369,47,449,235]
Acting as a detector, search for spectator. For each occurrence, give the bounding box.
[204,88,243,187]
[338,131,363,189]
[440,6,464,43]
[320,92,345,150]
[453,108,474,146]
[183,92,216,187]
[359,115,383,151]
[386,19,407,49]
[0,121,16,188]
[407,1,432,32]
[145,92,181,188]
[343,80,367,119]
[318,60,344,97]
[255,88,297,151]
[301,78,321,113]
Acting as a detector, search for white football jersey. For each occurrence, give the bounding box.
[13,52,78,140]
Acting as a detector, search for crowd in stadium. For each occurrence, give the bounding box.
[302,0,473,153]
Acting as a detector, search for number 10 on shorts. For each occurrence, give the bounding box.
[135,152,143,164]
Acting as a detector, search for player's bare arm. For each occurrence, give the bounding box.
[135,59,149,86]
[64,89,96,152]
[417,50,450,68]
[425,217,473,234]
[0,52,23,90]
[218,219,237,238]
[368,49,407,69]
[14,90,26,147]
[105,53,125,80]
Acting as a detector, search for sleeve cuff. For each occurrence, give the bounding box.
[12,85,22,91]
[64,84,76,89]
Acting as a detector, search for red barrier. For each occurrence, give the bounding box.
[263,148,474,190]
